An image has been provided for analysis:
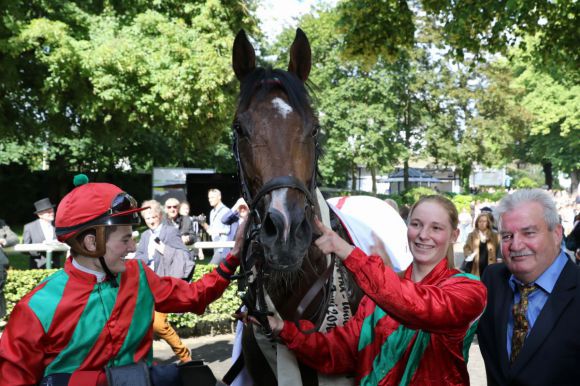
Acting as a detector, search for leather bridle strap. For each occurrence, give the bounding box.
[293,253,336,333]
[249,175,315,210]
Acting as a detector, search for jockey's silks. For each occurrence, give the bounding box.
[0,255,238,385]
[279,249,487,385]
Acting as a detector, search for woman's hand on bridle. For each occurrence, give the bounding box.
[231,220,248,258]
[233,312,284,337]
[313,216,354,261]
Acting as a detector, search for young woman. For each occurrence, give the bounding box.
[257,195,487,386]
[463,212,500,276]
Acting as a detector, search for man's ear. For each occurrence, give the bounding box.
[82,233,97,252]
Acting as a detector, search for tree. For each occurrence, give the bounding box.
[0,1,257,172]
[265,11,406,192]
[510,59,580,188]
[336,0,579,76]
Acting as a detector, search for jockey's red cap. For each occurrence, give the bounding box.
[55,176,144,242]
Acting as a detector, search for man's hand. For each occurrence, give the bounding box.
[230,220,248,257]
[313,217,354,261]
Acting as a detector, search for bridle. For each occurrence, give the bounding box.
[231,79,334,337]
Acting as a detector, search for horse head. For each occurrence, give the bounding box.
[232,29,320,272]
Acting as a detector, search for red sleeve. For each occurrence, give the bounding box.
[145,254,240,314]
[0,302,48,385]
[343,248,487,333]
[278,297,373,374]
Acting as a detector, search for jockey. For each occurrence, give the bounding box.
[0,175,240,386]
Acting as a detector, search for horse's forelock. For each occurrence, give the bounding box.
[237,67,312,121]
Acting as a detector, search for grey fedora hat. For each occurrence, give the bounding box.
[34,197,56,214]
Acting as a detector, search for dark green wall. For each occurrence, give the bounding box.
[0,165,151,226]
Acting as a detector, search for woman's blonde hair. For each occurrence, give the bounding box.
[408,195,458,269]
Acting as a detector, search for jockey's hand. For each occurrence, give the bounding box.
[230,220,248,258]
[313,216,354,261]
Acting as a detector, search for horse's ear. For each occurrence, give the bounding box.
[233,29,256,82]
[288,28,311,82]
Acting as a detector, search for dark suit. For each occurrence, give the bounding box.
[477,258,580,385]
[134,225,194,280]
[22,219,62,269]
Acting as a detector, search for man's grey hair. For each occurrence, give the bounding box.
[141,200,163,217]
[496,189,560,231]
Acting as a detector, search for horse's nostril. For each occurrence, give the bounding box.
[262,213,278,239]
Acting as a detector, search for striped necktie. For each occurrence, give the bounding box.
[510,283,538,364]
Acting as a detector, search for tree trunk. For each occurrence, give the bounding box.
[371,167,377,194]
[403,160,409,192]
[459,163,472,193]
[351,163,357,191]
[542,161,553,189]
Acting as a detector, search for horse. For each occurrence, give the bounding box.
[230,29,410,386]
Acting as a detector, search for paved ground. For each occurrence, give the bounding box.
[153,333,487,384]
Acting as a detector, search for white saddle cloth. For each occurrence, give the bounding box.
[327,195,412,272]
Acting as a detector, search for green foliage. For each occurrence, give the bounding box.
[402,187,438,205]
[337,0,579,75]
[2,265,240,330]
[514,176,540,189]
[452,194,473,212]
[0,1,257,172]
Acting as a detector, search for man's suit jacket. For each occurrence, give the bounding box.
[134,225,194,279]
[22,219,49,257]
[477,259,580,385]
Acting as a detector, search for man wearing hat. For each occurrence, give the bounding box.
[22,197,62,269]
[0,176,242,385]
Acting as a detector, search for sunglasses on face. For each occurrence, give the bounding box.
[165,205,179,209]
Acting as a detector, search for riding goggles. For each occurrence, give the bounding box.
[56,192,143,237]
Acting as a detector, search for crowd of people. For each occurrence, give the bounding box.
[0,179,579,385]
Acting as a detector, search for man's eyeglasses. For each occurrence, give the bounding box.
[165,205,179,209]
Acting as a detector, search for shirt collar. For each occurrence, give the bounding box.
[509,249,568,294]
[72,257,107,283]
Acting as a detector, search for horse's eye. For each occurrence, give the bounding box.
[312,125,320,137]
[233,121,244,136]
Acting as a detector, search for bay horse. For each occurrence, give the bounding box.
[230,29,410,386]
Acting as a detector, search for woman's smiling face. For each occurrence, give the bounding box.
[407,200,458,268]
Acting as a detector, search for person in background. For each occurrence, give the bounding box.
[0,176,241,385]
[221,197,249,243]
[383,198,399,213]
[458,207,473,244]
[164,197,195,247]
[463,212,500,276]
[22,198,62,269]
[135,200,194,363]
[252,195,486,385]
[477,189,580,385]
[0,218,18,322]
[201,189,231,265]
[179,200,205,261]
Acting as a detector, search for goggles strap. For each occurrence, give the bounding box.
[99,256,118,288]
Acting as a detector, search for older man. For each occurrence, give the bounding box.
[477,189,580,385]
[23,197,62,268]
[164,197,195,246]
[135,200,194,363]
